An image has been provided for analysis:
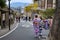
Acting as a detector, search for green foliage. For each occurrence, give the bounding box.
[0,0,6,8]
[43,9,55,17]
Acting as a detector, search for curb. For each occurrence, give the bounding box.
[0,23,19,38]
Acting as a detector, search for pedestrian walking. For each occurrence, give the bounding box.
[33,15,40,38]
[26,17,27,21]
[48,16,53,29]
[39,17,44,37]
[43,18,49,30]
[19,17,20,22]
[2,20,5,28]
[16,16,19,22]
[29,17,31,21]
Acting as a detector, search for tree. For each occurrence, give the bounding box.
[24,3,38,12]
[25,6,32,12]
[41,9,55,17]
[45,9,55,16]
[0,0,6,8]
[49,0,60,40]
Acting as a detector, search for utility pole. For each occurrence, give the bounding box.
[8,0,11,30]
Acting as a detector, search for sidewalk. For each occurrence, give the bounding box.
[0,21,18,37]
[39,29,50,40]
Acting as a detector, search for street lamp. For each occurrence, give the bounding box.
[8,0,11,30]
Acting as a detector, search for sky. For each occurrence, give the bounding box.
[6,0,33,4]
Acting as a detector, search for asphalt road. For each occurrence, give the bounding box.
[0,20,50,40]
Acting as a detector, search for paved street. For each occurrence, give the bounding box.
[0,19,50,40]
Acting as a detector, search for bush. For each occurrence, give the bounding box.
[41,9,55,17]
[43,9,55,17]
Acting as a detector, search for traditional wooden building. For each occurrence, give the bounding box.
[0,8,15,29]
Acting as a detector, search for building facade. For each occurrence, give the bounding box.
[34,0,56,10]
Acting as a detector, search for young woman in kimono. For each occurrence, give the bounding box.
[33,15,41,38]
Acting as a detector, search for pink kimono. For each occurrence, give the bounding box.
[50,19,53,28]
[48,19,53,28]
[33,18,40,36]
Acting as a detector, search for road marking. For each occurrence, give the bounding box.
[26,25,29,27]
[22,24,30,28]
[22,25,25,27]
[21,21,33,28]
[0,23,19,38]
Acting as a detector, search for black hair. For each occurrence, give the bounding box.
[50,16,52,19]
[35,15,38,18]
[48,16,52,19]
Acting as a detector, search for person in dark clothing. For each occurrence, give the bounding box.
[16,17,18,22]
[3,20,5,28]
[26,17,27,21]
[19,17,20,22]
[29,17,31,21]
